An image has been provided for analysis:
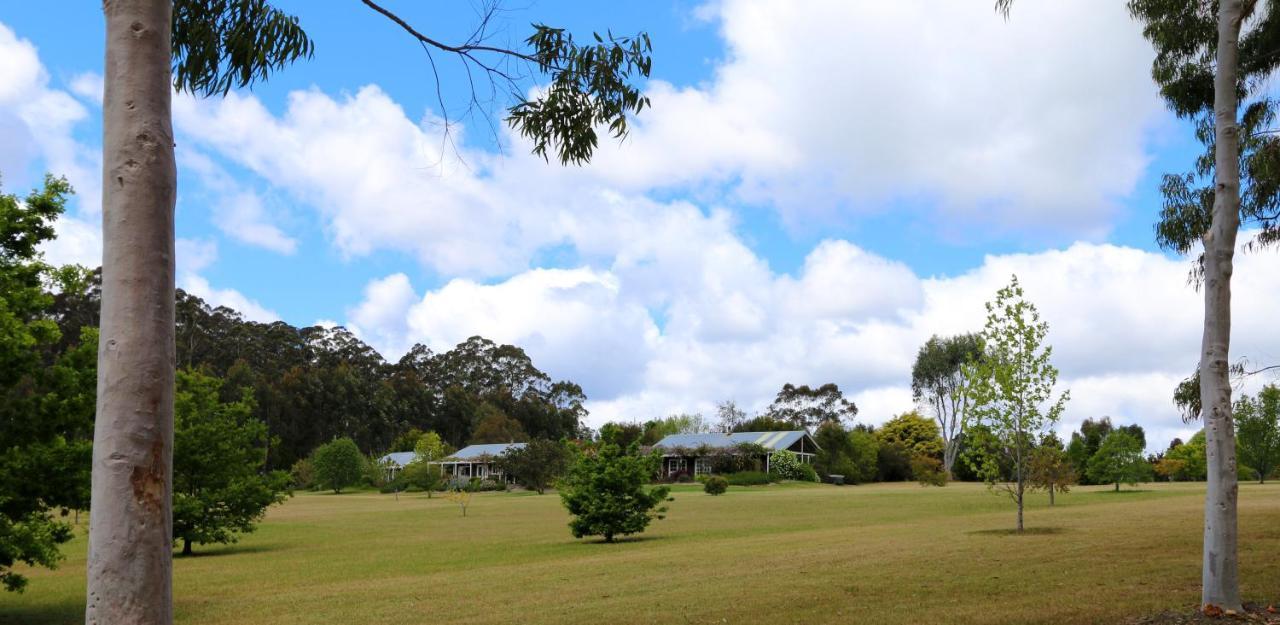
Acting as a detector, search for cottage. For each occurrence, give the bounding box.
[376,451,418,480]
[651,431,820,478]
[430,443,526,483]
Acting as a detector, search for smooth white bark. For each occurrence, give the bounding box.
[1201,0,1244,612]
[86,1,176,623]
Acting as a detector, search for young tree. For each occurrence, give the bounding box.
[412,430,450,463]
[1086,431,1151,492]
[765,383,858,429]
[311,438,365,494]
[963,275,1069,531]
[1028,445,1076,506]
[172,370,289,556]
[912,333,983,478]
[0,176,96,592]
[1234,386,1280,483]
[495,439,570,494]
[875,411,945,461]
[559,442,670,542]
[89,1,654,620]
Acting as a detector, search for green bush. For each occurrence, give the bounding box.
[911,455,948,487]
[468,477,508,492]
[703,476,728,495]
[289,458,315,491]
[724,471,774,486]
[311,438,365,494]
[768,450,817,481]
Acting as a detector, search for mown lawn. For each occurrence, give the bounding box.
[5,481,1280,624]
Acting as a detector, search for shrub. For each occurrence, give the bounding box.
[911,455,948,487]
[559,442,671,542]
[469,477,507,492]
[311,438,365,494]
[703,476,729,495]
[725,471,774,486]
[289,458,315,491]
[768,450,816,481]
[797,463,819,483]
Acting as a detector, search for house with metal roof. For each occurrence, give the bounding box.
[375,451,419,480]
[429,443,527,483]
[651,431,819,478]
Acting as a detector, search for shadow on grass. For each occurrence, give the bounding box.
[969,527,1068,537]
[0,599,82,625]
[1098,489,1153,495]
[573,534,668,546]
[174,542,280,558]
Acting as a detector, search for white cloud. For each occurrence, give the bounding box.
[0,22,99,217]
[69,72,103,106]
[177,237,279,323]
[214,190,298,254]
[344,214,1280,452]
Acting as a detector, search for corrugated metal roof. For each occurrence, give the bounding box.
[377,451,417,468]
[447,443,526,460]
[653,431,814,452]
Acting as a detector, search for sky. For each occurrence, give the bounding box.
[2,1,1278,452]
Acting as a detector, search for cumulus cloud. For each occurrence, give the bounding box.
[177,237,279,323]
[0,22,100,219]
[344,217,1280,452]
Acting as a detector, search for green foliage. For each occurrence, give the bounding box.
[723,471,775,486]
[1165,433,1209,481]
[963,276,1068,527]
[598,421,645,448]
[173,369,290,555]
[311,438,365,494]
[1028,445,1076,503]
[703,475,728,495]
[171,0,314,97]
[730,415,795,433]
[911,455,947,487]
[0,175,95,592]
[559,442,670,542]
[399,461,443,495]
[470,403,528,444]
[495,439,570,494]
[288,458,315,490]
[767,450,816,482]
[508,26,653,165]
[764,383,858,429]
[1235,385,1280,483]
[1129,0,1280,265]
[389,427,424,453]
[1086,432,1151,491]
[814,421,877,484]
[640,413,712,445]
[876,411,945,459]
[412,430,450,463]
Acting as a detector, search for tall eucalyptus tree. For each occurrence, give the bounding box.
[90,2,652,623]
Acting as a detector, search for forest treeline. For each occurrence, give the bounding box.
[56,268,590,471]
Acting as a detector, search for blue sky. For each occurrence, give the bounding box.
[3,1,1275,449]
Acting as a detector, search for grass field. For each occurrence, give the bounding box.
[4,481,1280,624]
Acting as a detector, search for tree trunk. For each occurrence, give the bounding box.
[1049,484,1055,507]
[86,2,177,624]
[1201,0,1244,612]
[1114,482,1120,493]
[182,539,192,557]
[1016,480,1024,532]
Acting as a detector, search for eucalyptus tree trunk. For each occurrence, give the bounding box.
[1200,0,1244,612]
[86,1,177,623]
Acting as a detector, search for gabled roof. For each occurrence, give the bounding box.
[378,451,417,468]
[443,443,526,461]
[652,431,818,452]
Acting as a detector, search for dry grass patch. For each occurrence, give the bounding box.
[4,481,1280,625]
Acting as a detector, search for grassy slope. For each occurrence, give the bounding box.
[4,481,1280,625]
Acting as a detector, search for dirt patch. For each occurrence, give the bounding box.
[1128,603,1280,624]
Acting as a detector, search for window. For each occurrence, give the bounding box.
[694,458,712,476]
[667,458,687,476]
